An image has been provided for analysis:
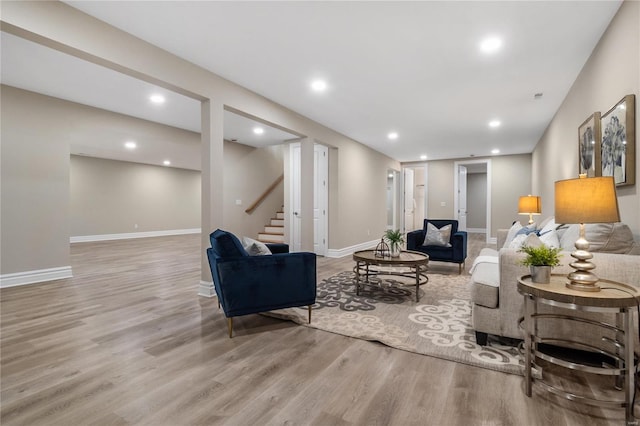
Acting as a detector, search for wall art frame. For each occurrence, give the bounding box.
[600,94,635,187]
[578,112,601,177]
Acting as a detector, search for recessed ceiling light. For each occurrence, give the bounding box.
[163,160,171,166]
[489,120,501,128]
[388,132,398,140]
[491,149,500,154]
[311,80,327,92]
[253,127,264,135]
[124,141,137,149]
[150,94,165,104]
[388,173,394,178]
[420,155,427,160]
[480,36,502,54]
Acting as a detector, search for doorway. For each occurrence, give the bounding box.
[289,142,328,255]
[454,159,491,243]
[402,165,427,234]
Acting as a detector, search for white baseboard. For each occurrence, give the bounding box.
[198,280,216,298]
[71,228,201,243]
[0,266,73,288]
[326,239,379,258]
[466,228,487,234]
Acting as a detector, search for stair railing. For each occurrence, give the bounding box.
[245,174,284,214]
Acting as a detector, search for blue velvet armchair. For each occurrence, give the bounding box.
[406,219,468,274]
[206,229,317,337]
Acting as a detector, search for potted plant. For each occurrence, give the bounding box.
[384,229,405,257]
[518,244,562,284]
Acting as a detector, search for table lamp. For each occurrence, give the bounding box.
[518,195,542,225]
[554,175,620,292]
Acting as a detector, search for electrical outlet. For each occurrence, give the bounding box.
[134,224,138,229]
[367,229,370,236]
[236,199,242,205]
[440,202,446,207]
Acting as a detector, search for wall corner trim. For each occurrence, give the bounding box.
[326,239,380,258]
[0,266,73,288]
[70,228,201,243]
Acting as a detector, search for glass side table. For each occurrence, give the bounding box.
[518,274,639,424]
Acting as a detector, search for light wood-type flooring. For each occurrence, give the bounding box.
[1,234,636,425]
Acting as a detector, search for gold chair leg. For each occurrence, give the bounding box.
[308,305,312,324]
[227,317,233,338]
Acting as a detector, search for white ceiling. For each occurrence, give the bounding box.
[2,1,622,167]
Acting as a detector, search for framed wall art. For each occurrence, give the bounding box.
[600,94,635,187]
[578,112,601,177]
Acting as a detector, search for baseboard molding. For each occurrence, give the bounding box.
[326,239,379,258]
[0,266,73,288]
[71,228,201,243]
[198,280,216,298]
[466,228,487,234]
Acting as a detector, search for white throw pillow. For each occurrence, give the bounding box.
[242,237,272,256]
[503,222,523,248]
[539,217,557,235]
[510,233,542,249]
[539,230,560,248]
[422,223,452,247]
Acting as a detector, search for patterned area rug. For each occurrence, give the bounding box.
[265,270,524,376]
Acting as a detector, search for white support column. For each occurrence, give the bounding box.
[300,138,315,252]
[199,99,224,297]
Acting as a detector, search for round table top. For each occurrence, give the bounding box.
[518,274,639,308]
[353,249,429,266]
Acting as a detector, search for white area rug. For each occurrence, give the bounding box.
[265,270,524,376]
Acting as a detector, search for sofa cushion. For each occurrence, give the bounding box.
[210,229,248,258]
[423,222,452,247]
[558,223,637,254]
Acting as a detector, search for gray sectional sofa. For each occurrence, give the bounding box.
[470,219,640,347]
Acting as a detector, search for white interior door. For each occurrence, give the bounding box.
[457,165,468,231]
[403,168,414,234]
[290,143,302,252]
[313,144,328,256]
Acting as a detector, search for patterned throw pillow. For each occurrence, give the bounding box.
[422,223,452,247]
[242,236,272,256]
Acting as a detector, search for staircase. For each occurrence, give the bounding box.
[258,210,285,243]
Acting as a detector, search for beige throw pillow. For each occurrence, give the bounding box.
[422,223,452,247]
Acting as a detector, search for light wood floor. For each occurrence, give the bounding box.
[0,234,634,425]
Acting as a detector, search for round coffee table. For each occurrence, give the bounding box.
[352,250,429,302]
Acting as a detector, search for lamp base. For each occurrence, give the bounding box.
[565,229,601,292]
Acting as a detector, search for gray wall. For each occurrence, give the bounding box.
[533,0,640,239]
[1,86,70,275]
[467,173,487,229]
[70,155,201,236]
[223,142,284,239]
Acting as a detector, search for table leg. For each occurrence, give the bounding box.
[355,261,361,296]
[415,267,420,302]
[624,308,635,424]
[524,294,533,397]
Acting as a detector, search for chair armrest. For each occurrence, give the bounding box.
[451,231,467,260]
[407,230,425,250]
[215,253,317,317]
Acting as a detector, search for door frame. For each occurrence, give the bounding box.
[401,164,427,233]
[454,159,492,243]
